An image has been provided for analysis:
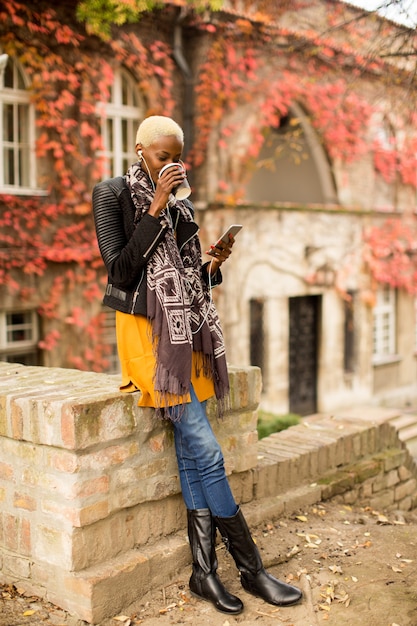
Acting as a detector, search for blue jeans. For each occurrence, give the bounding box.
[171,386,238,517]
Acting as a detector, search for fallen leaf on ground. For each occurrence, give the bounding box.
[287,545,301,558]
[159,603,177,614]
[336,592,351,607]
[179,591,191,602]
[297,532,319,539]
[256,609,281,617]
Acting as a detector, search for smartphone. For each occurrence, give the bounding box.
[206,224,242,256]
[216,224,242,244]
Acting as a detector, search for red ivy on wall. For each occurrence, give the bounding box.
[364,218,417,295]
[0,0,176,371]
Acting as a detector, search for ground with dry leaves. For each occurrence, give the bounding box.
[2,500,417,626]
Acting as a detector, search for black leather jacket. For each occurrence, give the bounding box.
[92,176,221,316]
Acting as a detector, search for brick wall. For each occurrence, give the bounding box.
[251,406,417,526]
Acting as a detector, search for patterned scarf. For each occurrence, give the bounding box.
[125,163,229,419]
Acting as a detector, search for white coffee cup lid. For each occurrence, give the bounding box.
[159,162,182,177]
[158,162,191,199]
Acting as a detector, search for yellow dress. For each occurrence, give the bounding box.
[116,310,215,407]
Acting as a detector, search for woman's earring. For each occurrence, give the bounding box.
[137,150,143,162]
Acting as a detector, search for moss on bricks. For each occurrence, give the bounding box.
[318,471,355,499]
[374,448,406,472]
[346,459,381,483]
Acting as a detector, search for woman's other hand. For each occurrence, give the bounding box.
[206,235,235,275]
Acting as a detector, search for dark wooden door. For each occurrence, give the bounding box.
[289,295,320,416]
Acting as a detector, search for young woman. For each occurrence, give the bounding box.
[93,115,302,615]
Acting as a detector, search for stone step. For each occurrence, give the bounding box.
[397,422,417,443]
[58,533,190,623]
[390,414,417,431]
[389,413,417,463]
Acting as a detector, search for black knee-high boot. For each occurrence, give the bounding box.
[214,507,302,606]
[187,508,244,614]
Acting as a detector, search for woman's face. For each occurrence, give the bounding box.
[136,135,183,184]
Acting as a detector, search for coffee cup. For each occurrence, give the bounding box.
[159,162,191,200]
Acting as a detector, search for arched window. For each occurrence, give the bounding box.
[0,56,35,191]
[245,103,337,205]
[98,69,144,178]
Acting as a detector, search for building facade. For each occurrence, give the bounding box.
[1,0,417,415]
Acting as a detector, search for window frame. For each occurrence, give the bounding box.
[0,309,40,364]
[372,285,397,364]
[0,56,38,194]
[97,68,144,179]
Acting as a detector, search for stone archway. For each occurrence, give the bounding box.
[244,102,338,205]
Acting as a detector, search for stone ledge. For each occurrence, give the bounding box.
[0,362,261,451]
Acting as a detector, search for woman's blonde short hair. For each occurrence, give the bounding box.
[135,115,184,147]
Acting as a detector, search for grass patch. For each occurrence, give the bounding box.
[257,410,302,440]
